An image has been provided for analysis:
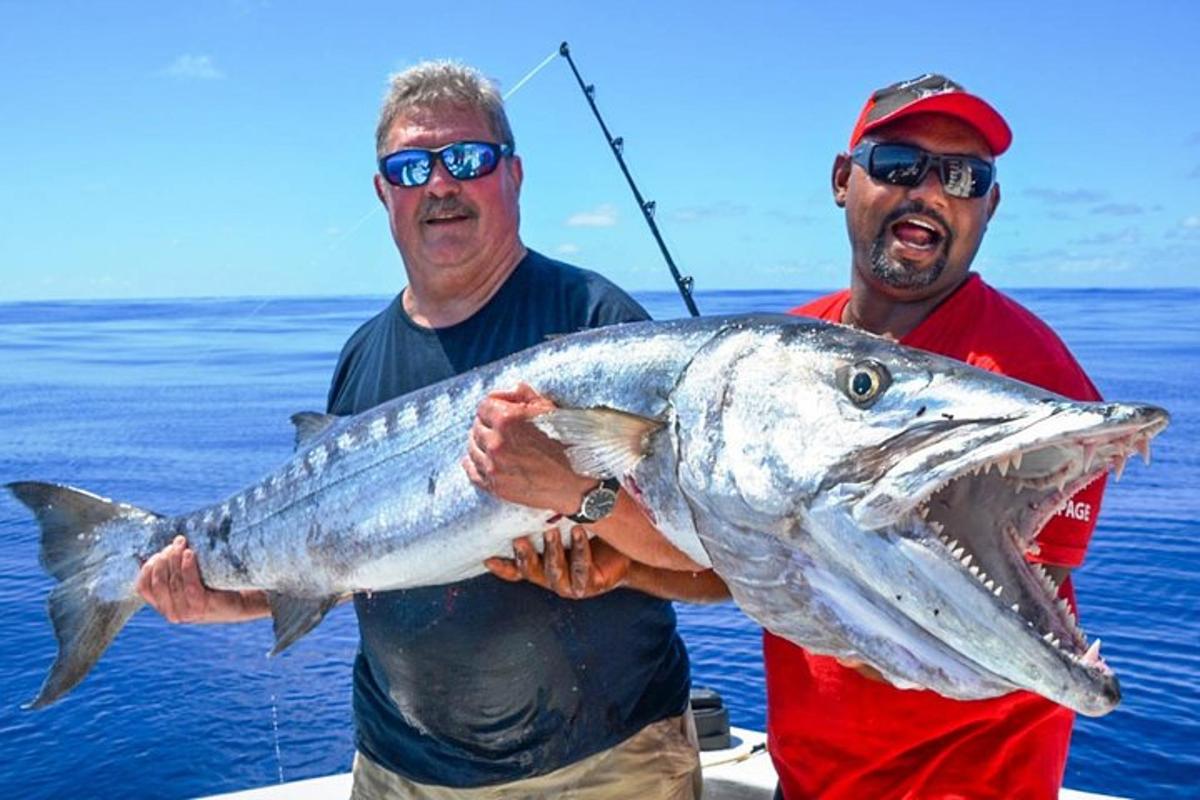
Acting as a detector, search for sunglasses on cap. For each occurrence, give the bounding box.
[851,141,995,199]
[378,140,514,188]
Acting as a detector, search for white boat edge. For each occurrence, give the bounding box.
[196,727,1128,800]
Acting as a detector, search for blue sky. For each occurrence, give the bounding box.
[1,0,1197,300]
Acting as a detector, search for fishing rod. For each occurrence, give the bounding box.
[558,42,701,317]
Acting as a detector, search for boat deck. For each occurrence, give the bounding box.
[199,727,1126,799]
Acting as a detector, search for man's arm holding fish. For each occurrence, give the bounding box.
[465,383,731,602]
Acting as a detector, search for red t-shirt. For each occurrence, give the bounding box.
[766,274,1107,800]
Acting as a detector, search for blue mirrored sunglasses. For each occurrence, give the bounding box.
[851,142,995,199]
[378,140,514,188]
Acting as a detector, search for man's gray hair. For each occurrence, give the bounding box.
[375,60,514,156]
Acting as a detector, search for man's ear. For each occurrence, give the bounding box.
[987,182,1001,221]
[374,173,388,206]
[509,154,524,196]
[832,153,852,208]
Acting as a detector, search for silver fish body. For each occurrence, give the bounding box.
[9,314,1168,715]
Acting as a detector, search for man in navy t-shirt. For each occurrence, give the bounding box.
[136,60,725,798]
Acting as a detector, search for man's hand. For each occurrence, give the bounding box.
[135,536,269,623]
[485,527,630,599]
[463,383,593,516]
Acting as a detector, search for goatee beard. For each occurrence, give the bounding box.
[869,201,953,290]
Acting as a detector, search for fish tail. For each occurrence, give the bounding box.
[7,481,161,709]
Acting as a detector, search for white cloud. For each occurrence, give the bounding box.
[565,204,618,228]
[555,243,581,255]
[164,55,224,80]
[1183,215,1200,229]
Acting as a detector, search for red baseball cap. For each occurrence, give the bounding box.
[849,74,1012,156]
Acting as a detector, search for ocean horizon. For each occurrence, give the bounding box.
[0,287,1196,799]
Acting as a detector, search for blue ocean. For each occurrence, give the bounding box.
[0,288,1196,799]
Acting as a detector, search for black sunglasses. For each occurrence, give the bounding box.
[851,142,995,199]
[378,140,514,187]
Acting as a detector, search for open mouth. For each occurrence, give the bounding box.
[897,408,1167,688]
[890,217,943,251]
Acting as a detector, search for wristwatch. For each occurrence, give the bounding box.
[567,477,621,524]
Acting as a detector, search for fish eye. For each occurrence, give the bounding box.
[839,360,891,407]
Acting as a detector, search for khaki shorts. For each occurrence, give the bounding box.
[350,710,702,800]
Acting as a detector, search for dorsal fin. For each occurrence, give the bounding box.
[290,412,339,451]
[532,407,664,478]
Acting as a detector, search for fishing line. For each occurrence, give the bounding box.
[504,48,560,101]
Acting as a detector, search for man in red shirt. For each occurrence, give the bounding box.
[766,74,1107,799]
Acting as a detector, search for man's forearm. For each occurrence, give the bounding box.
[624,565,731,603]
[587,491,707,572]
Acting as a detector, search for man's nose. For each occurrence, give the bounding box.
[425,159,461,197]
[906,166,949,207]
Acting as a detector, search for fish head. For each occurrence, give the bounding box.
[671,316,1169,716]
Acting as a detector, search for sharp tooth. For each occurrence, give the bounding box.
[1081,443,1096,472]
[993,584,1003,597]
[1051,635,1061,648]
[1010,602,1020,613]
[1083,638,1102,666]
[961,553,973,568]
[948,538,960,550]
[969,565,980,577]
[997,458,1009,477]
[1043,632,1055,643]
[1136,436,1151,465]
[1011,451,1022,471]
[985,579,996,591]
[1113,453,1127,482]
[1055,473,1068,493]
[952,546,966,559]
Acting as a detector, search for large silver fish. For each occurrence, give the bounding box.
[9,315,1167,714]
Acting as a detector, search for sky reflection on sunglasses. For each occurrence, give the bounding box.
[378,141,513,188]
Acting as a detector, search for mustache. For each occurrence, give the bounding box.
[419,196,476,221]
[878,201,952,241]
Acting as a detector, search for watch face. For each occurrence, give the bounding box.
[581,487,618,522]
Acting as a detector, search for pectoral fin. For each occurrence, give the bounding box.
[533,408,664,478]
[266,592,342,655]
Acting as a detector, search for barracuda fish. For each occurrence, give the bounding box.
[9,315,1167,714]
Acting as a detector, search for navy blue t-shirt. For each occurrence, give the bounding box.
[326,250,691,787]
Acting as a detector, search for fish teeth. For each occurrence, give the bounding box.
[1010,602,1019,613]
[968,564,979,577]
[1042,632,1055,643]
[993,584,1004,597]
[961,553,973,568]
[952,546,966,559]
[1081,442,1096,472]
[1136,436,1151,465]
[1082,638,1103,666]
[996,458,1009,478]
[1010,451,1022,471]
[1113,453,1127,482]
[985,579,996,591]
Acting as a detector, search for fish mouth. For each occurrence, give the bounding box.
[854,402,1169,713]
